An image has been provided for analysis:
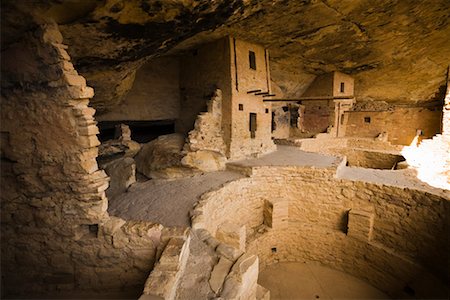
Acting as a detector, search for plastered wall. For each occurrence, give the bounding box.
[192,165,449,298]
[97,57,180,122]
[345,107,442,145]
[0,22,161,298]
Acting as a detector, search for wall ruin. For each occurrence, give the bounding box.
[0,21,162,298]
[345,106,442,145]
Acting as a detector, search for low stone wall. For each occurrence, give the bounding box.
[192,164,450,298]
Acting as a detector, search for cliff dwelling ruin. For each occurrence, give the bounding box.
[1,1,449,299]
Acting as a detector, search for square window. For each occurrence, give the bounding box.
[249,51,256,70]
[364,117,371,123]
[239,104,244,111]
[265,108,269,114]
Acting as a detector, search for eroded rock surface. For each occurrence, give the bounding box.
[3,1,449,115]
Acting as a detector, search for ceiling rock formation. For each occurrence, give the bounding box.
[2,0,450,113]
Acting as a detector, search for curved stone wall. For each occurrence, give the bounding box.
[192,165,450,298]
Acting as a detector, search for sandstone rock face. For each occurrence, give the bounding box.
[135,133,186,178]
[4,1,448,115]
[103,157,136,199]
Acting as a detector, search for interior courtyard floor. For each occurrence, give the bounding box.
[108,145,448,226]
[258,262,389,300]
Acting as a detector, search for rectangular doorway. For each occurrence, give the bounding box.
[249,113,257,138]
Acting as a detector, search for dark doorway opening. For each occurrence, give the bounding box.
[98,120,175,143]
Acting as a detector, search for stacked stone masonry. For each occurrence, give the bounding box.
[191,163,450,299]
[0,22,164,297]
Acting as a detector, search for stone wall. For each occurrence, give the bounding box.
[345,106,442,145]
[178,37,232,136]
[97,57,180,122]
[229,38,275,159]
[301,100,333,134]
[192,164,449,298]
[0,21,161,298]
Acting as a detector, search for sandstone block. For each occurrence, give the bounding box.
[101,216,126,236]
[64,73,86,87]
[216,243,243,261]
[221,254,259,300]
[135,133,185,178]
[209,256,234,293]
[104,157,136,198]
[181,150,226,172]
[216,222,246,252]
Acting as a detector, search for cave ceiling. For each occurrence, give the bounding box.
[2,0,450,114]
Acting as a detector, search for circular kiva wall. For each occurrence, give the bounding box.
[191,165,450,298]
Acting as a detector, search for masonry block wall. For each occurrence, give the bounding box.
[192,165,449,298]
[0,22,161,297]
[345,106,442,145]
[229,38,275,159]
[178,38,232,138]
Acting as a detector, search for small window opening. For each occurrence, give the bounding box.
[290,106,299,128]
[271,112,276,132]
[340,82,345,93]
[239,104,244,111]
[249,113,257,139]
[364,117,371,123]
[249,51,256,70]
[265,108,269,114]
[271,247,277,253]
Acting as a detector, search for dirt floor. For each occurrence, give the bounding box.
[229,145,341,168]
[258,262,389,300]
[109,145,448,227]
[108,170,244,227]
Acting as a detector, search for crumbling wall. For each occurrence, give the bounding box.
[301,100,333,134]
[178,38,232,137]
[0,21,161,298]
[345,106,442,145]
[182,89,227,172]
[192,165,449,298]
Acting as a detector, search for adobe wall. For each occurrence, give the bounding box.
[229,38,275,159]
[192,165,450,298]
[178,38,232,139]
[0,22,161,297]
[345,107,442,145]
[97,57,180,122]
